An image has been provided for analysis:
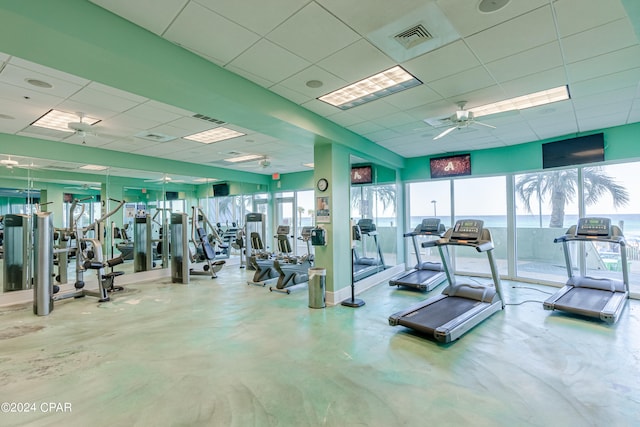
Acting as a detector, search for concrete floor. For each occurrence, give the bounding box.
[0,265,638,427]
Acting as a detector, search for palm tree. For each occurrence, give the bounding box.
[297,206,305,228]
[515,167,629,228]
[351,185,396,218]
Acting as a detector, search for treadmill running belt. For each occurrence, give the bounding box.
[555,287,614,313]
[399,296,481,331]
[400,269,439,284]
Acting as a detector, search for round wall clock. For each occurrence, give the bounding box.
[317,178,329,192]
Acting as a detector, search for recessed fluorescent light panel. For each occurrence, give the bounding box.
[80,164,108,171]
[184,127,245,144]
[470,86,570,117]
[318,66,422,110]
[32,109,100,132]
[224,154,263,163]
[193,177,219,183]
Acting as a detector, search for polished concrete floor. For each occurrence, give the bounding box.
[1,265,638,427]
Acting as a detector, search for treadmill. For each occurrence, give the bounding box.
[389,218,447,291]
[352,219,386,281]
[389,219,504,343]
[543,217,629,324]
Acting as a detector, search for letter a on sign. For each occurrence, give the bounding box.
[444,161,455,171]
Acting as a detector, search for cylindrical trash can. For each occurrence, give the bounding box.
[308,267,326,309]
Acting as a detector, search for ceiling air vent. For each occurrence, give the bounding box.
[193,114,225,125]
[135,131,176,143]
[394,24,433,49]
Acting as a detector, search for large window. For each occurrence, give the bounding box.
[514,170,579,283]
[453,176,507,276]
[582,163,639,294]
[407,181,451,266]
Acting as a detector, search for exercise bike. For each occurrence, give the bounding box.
[270,227,315,294]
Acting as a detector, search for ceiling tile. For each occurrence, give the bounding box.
[69,86,141,113]
[561,19,638,64]
[567,45,640,84]
[465,6,557,63]
[318,0,429,34]
[553,0,628,37]
[499,67,567,98]
[486,42,563,83]
[383,84,443,111]
[570,68,640,98]
[164,2,260,65]
[8,57,90,86]
[90,0,190,36]
[428,66,496,99]
[267,2,361,63]
[438,0,549,38]
[195,0,308,36]
[403,40,480,84]
[317,39,395,83]
[276,65,346,99]
[0,80,65,112]
[224,65,276,88]
[87,81,148,103]
[126,103,183,123]
[227,39,310,84]
[0,64,85,99]
[268,84,312,105]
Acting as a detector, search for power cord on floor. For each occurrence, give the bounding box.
[505,285,553,306]
[511,285,553,295]
[505,299,545,306]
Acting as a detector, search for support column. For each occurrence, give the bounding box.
[313,142,351,304]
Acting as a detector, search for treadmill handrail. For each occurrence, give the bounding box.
[434,237,494,252]
[555,234,626,246]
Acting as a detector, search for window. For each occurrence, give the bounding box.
[407,180,451,266]
[514,170,578,283]
[453,176,507,276]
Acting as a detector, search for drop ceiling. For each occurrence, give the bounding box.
[0,0,639,181]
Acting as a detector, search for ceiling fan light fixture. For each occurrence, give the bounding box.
[32,109,99,132]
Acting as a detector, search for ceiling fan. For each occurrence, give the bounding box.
[0,155,38,169]
[144,173,184,184]
[64,183,101,191]
[426,102,496,140]
[67,112,99,144]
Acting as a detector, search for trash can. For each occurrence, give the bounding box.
[308,267,326,309]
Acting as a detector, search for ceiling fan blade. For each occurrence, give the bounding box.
[433,126,457,140]
[473,121,496,129]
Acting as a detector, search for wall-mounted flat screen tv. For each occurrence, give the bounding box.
[165,191,179,201]
[212,182,230,197]
[430,154,471,179]
[351,165,373,185]
[542,133,604,169]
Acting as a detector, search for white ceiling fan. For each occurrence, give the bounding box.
[67,112,124,144]
[0,155,39,169]
[67,112,99,144]
[144,173,184,184]
[426,102,496,140]
[64,183,101,191]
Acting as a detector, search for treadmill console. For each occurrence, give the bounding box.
[576,217,611,237]
[357,219,377,234]
[418,218,444,233]
[276,225,290,235]
[450,219,484,241]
